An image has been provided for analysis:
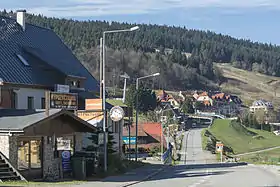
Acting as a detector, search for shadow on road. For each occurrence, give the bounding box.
[184,162,248,169]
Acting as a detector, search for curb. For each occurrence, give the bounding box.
[119,166,167,187]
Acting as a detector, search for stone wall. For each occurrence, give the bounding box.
[8,135,18,168]
[0,135,18,168]
[0,135,9,159]
[42,136,61,181]
[75,132,83,152]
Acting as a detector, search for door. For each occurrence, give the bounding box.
[18,138,43,180]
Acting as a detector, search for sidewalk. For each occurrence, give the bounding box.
[69,164,166,187]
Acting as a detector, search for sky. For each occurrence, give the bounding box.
[1,0,280,45]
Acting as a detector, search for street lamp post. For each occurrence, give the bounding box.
[135,73,160,161]
[120,73,130,103]
[102,26,139,172]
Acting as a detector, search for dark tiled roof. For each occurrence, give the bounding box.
[0,16,99,92]
[0,109,61,130]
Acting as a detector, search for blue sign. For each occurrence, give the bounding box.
[123,136,136,145]
[162,147,172,164]
[61,150,71,172]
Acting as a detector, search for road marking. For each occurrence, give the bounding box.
[188,176,211,187]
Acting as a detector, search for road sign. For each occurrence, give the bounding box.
[216,142,224,163]
[122,136,136,144]
[216,142,223,152]
[61,151,71,172]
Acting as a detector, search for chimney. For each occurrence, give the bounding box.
[16,10,26,31]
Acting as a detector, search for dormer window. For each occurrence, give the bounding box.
[16,54,29,66]
[66,75,85,90]
[71,80,80,88]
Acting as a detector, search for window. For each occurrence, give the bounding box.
[77,80,81,88]
[41,97,45,109]
[27,96,34,109]
[11,92,17,109]
[16,54,29,66]
[68,79,82,88]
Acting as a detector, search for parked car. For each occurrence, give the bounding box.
[273,130,280,136]
[192,123,197,128]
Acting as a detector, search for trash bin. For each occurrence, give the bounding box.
[72,157,86,180]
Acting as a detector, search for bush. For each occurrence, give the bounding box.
[150,146,161,156]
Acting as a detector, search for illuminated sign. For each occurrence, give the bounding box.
[77,111,103,121]
[50,92,78,110]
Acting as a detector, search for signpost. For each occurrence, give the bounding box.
[50,92,78,110]
[216,142,224,163]
[162,146,172,165]
[122,136,136,145]
[77,111,103,125]
[61,150,71,172]
[54,84,70,93]
[57,138,71,150]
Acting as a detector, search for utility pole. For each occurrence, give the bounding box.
[100,38,103,99]
[120,73,130,103]
[113,69,116,97]
[102,33,107,172]
[101,25,140,172]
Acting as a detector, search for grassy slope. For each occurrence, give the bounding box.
[240,148,280,165]
[209,119,280,154]
[106,99,127,107]
[215,63,280,106]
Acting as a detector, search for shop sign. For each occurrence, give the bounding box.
[50,92,78,110]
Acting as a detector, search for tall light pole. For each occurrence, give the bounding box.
[120,73,130,103]
[100,38,103,98]
[135,72,160,161]
[102,25,139,172]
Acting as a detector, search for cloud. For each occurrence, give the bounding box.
[2,0,280,17]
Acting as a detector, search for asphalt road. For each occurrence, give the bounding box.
[180,128,216,165]
[132,128,280,187]
[132,164,280,187]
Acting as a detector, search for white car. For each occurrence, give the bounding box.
[192,123,197,128]
[273,130,280,136]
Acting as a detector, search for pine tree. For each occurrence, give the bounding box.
[107,131,117,154]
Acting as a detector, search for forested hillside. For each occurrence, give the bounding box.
[1,10,280,90]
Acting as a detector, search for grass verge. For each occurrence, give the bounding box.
[209,119,280,154]
[239,148,280,165]
[201,128,208,150]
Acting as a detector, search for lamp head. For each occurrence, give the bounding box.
[152,73,160,76]
[130,26,139,31]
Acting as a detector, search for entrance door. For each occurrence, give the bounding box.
[18,138,43,180]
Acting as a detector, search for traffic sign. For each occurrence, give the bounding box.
[122,136,136,144]
[216,142,223,152]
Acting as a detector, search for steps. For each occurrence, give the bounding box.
[0,152,26,182]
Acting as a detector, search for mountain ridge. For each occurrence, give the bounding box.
[1,10,280,91]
